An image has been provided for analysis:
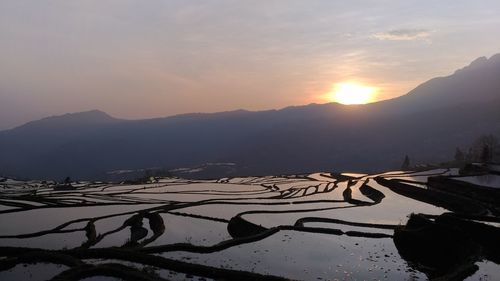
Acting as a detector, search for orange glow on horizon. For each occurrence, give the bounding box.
[328,82,377,105]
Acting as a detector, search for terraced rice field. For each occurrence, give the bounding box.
[0,169,498,280]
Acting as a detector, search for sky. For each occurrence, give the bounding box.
[1,0,500,129]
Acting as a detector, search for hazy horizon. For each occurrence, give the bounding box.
[2,0,500,129]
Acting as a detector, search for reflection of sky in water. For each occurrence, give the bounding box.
[0,204,162,236]
[464,261,500,281]
[243,179,446,227]
[0,232,85,250]
[84,259,213,281]
[304,222,394,235]
[149,213,231,247]
[456,175,500,188]
[0,263,68,281]
[162,231,426,281]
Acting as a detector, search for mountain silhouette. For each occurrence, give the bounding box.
[12,110,122,133]
[1,55,499,180]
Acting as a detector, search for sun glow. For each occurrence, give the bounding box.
[330,82,377,105]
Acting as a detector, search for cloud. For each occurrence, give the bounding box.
[373,29,431,41]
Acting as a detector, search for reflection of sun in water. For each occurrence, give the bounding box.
[330,82,377,105]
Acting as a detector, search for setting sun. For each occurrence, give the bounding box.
[330,82,377,105]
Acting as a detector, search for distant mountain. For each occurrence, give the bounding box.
[387,53,500,111]
[10,110,122,134]
[1,55,500,180]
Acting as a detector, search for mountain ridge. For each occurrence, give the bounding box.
[6,53,499,133]
[1,54,499,180]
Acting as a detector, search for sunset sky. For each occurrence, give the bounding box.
[1,0,500,129]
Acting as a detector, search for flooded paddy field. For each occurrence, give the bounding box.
[0,169,499,280]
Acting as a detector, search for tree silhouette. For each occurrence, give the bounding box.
[480,144,491,163]
[471,134,498,162]
[454,147,465,163]
[401,155,410,170]
[465,148,474,162]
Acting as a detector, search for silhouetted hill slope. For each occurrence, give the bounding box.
[393,54,500,110]
[9,110,122,136]
[1,55,500,180]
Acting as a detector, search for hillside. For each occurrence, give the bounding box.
[1,55,500,180]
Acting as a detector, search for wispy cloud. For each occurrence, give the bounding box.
[373,29,431,41]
